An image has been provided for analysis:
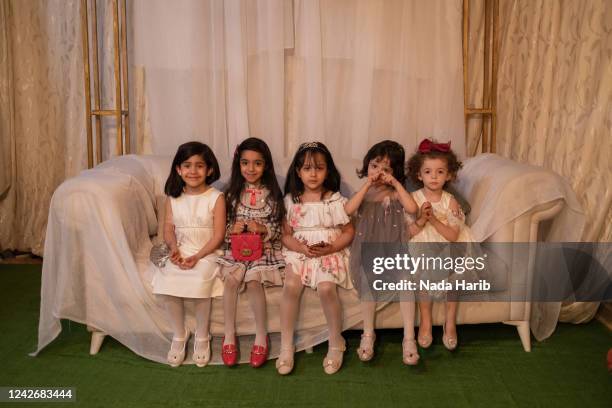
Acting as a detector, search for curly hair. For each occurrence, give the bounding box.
[406,150,463,188]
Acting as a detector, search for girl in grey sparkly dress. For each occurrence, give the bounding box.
[345,140,420,365]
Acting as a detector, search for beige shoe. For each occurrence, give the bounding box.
[357,332,376,362]
[402,338,420,365]
[442,324,458,351]
[167,328,190,367]
[417,326,432,349]
[193,333,211,367]
[276,345,295,375]
[323,339,346,375]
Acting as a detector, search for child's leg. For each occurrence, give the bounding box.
[277,267,304,374]
[399,300,416,339]
[163,295,186,340]
[162,295,189,365]
[223,275,241,344]
[193,298,212,366]
[194,298,212,338]
[357,301,377,361]
[444,300,458,338]
[317,282,344,353]
[246,281,267,346]
[417,296,433,348]
[400,299,419,365]
[279,266,304,348]
[361,302,377,335]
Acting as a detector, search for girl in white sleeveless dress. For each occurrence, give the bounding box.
[406,138,473,352]
[151,142,225,367]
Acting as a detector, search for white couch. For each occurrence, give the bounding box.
[35,153,584,364]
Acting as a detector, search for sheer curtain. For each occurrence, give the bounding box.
[129,0,466,162]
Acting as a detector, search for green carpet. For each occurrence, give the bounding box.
[1,264,611,408]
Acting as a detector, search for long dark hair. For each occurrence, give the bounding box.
[164,141,220,198]
[225,137,285,224]
[356,140,406,184]
[284,141,341,202]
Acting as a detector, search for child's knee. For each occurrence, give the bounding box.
[224,275,240,290]
[317,282,337,301]
[246,280,263,292]
[284,278,302,297]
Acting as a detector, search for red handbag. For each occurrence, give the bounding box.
[230,231,263,261]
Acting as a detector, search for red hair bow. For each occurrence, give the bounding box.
[418,138,451,153]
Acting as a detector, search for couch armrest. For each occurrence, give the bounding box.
[36,157,159,354]
[455,154,584,243]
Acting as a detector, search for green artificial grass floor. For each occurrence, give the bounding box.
[1,264,611,408]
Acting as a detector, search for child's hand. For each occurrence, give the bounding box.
[366,172,380,187]
[246,220,266,234]
[169,248,184,265]
[309,242,335,257]
[421,202,433,219]
[297,239,316,257]
[379,172,398,188]
[232,221,246,234]
[179,254,200,269]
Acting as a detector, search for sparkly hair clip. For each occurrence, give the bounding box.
[298,141,322,151]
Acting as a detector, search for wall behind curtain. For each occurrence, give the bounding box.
[0,0,86,255]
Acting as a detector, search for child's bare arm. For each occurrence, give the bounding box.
[345,175,378,215]
[163,198,178,251]
[379,172,418,214]
[408,213,427,237]
[310,222,355,256]
[429,198,461,242]
[281,220,314,256]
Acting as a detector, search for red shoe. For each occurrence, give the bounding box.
[221,336,238,367]
[250,337,269,368]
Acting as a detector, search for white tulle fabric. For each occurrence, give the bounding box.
[455,153,586,340]
[34,154,585,363]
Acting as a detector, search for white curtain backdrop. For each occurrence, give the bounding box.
[128,0,466,163]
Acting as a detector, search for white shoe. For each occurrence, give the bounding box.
[167,328,190,367]
[193,333,211,367]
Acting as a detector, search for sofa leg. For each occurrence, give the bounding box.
[87,326,106,355]
[503,320,531,352]
[516,321,531,352]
